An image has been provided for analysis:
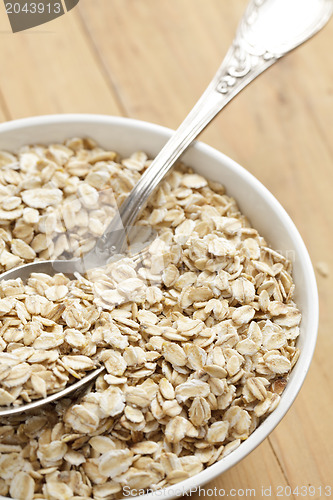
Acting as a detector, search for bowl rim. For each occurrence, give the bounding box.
[0,113,319,499]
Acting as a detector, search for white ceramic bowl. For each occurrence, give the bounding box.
[0,114,318,500]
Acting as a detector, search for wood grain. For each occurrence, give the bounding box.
[0,0,332,497]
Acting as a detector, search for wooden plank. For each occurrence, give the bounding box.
[0,0,122,119]
[190,439,292,499]
[269,371,333,491]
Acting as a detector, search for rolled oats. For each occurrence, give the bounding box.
[0,139,301,499]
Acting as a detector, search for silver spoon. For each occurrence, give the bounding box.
[1,0,332,417]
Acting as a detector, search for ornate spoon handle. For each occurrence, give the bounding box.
[94,0,332,250]
[94,0,330,250]
[91,0,333,267]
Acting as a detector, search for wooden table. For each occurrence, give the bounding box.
[0,1,332,498]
